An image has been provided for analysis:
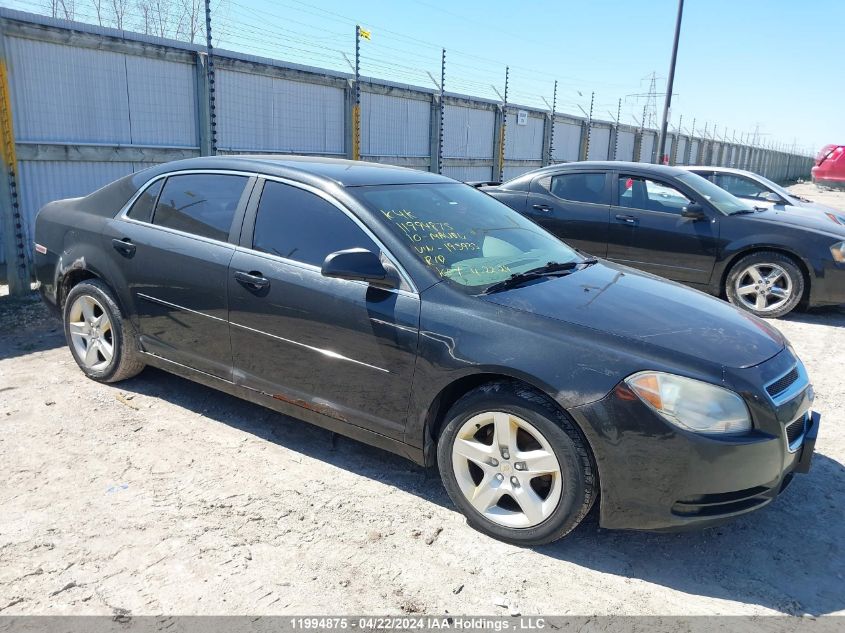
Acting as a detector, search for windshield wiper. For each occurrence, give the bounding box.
[482,258,597,295]
[731,208,757,215]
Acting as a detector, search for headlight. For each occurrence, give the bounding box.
[625,372,751,434]
[831,240,845,263]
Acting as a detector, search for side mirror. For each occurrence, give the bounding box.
[681,202,706,220]
[321,248,399,289]
[764,191,783,204]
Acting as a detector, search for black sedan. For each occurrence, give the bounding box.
[485,162,845,318]
[35,156,819,545]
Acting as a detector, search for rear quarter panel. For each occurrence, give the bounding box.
[483,188,527,213]
[34,174,139,309]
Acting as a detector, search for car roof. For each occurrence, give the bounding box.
[134,155,454,188]
[530,161,691,177]
[679,166,757,176]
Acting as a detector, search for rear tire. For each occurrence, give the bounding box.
[725,251,804,318]
[437,381,596,546]
[63,279,145,383]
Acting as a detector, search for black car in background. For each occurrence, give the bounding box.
[485,162,845,318]
[35,157,819,545]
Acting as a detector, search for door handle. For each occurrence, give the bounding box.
[234,270,270,290]
[112,238,136,257]
[532,204,553,212]
[615,214,639,224]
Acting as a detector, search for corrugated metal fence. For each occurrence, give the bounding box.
[0,7,815,277]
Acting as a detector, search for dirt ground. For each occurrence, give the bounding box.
[1,183,844,618]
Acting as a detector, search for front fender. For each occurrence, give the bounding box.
[405,283,723,454]
[712,235,817,294]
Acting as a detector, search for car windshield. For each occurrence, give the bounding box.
[350,182,582,292]
[750,173,794,200]
[676,172,753,215]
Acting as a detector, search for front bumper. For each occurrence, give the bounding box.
[569,380,818,532]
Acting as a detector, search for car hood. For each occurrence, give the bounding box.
[481,262,785,369]
[792,198,845,218]
[751,204,845,235]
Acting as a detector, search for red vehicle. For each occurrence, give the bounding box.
[812,144,845,189]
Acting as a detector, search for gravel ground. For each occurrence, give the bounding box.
[0,183,843,617]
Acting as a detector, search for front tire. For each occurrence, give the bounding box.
[725,251,804,318]
[437,381,597,546]
[63,279,145,383]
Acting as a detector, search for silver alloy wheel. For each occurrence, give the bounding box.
[68,295,115,370]
[451,411,563,529]
[734,263,793,313]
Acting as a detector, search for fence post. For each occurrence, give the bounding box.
[545,80,557,165]
[195,53,213,156]
[492,66,509,182]
[580,91,594,160]
[352,26,362,161]
[668,115,681,165]
[493,104,505,182]
[611,98,622,160]
[0,20,29,293]
[429,93,441,173]
[633,129,643,163]
[579,121,589,161]
[203,0,217,154]
[344,80,355,160]
[541,112,552,167]
[607,126,615,161]
[432,48,445,174]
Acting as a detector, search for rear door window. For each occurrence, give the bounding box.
[126,179,163,223]
[153,174,248,241]
[252,181,379,267]
[538,173,608,204]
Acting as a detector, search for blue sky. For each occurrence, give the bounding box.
[7,0,842,154]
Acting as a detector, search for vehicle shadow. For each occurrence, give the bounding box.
[547,451,845,615]
[116,366,452,503]
[781,304,845,327]
[116,366,845,616]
